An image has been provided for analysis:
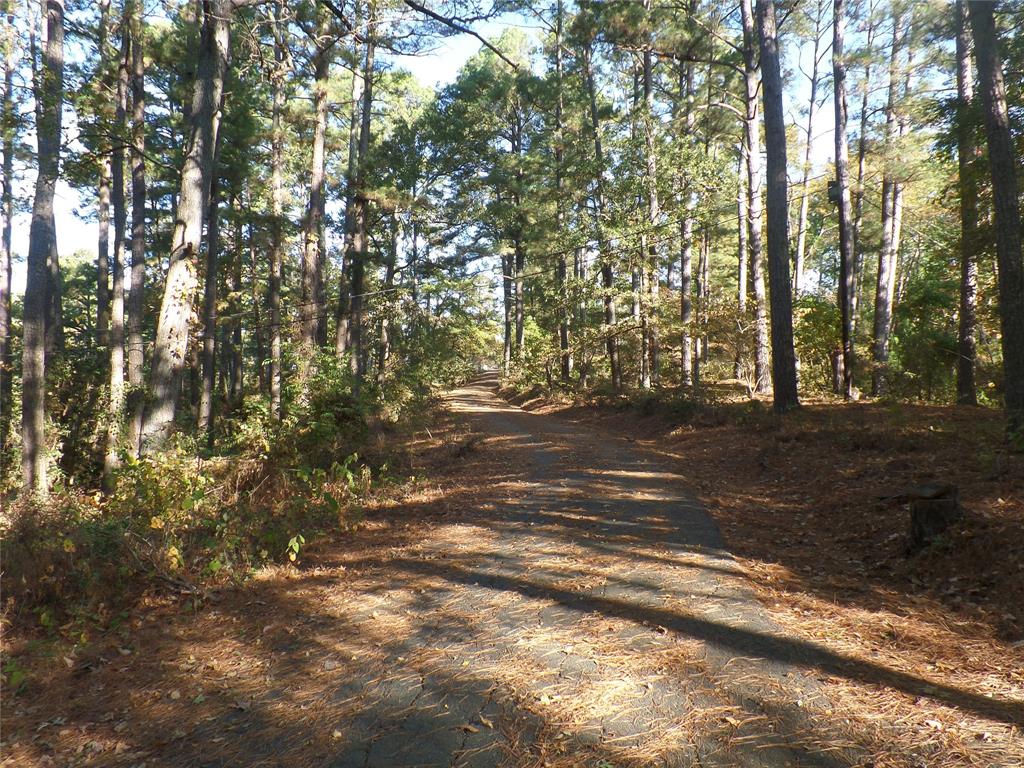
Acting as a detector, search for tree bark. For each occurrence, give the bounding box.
[734,142,748,380]
[756,0,799,411]
[301,1,331,368]
[95,0,114,348]
[197,151,221,442]
[228,203,244,407]
[555,0,570,384]
[269,0,285,420]
[871,6,908,396]
[140,0,231,452]
[376,212,397,387]
[0,0,14,462]
[336,0,362,360]
[103,21,129,483]
[968,0,1024,429]
[678,56,695,387]
[583,38,619,391]
[502,249,512,377]
[125,0,147,457]
[833,0,857,399]
[794,0,827,297]
[22,0,64,492]
[97,156,111,347]
[641,0,659,387]
[741,0,769,394]
[347,0,376,385]
[955,0,978,406]
[852,0,878,326]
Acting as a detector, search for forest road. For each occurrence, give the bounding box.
[283,373,861,768]
[14,375,875,768]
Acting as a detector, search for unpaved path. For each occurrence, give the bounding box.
[303,377,854,767]
[5,377,875,767]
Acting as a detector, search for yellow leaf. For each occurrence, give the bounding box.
[150,516,165,530]
[62,538,76,553]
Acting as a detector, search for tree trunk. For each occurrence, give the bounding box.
[197,155,221,442]
[555,0,570,384]
[347,0,376,386]
[795,0,827,297]
[678,54,695,387]
[228,205,244,407]
[376,213,397,387]
[44,216,63,358]
[336,0,362,360]
[737,144,748,317]
[833,0,857,399]
[642,1,659,387]
[741,0,768,394]
[955,0,978,406]
[21,0,64,492]
[269,0,285,420]
[852,0,878,328]
[140,0,230,452]
[969,1,1024,428]
[125,0,147,457]
[583,39,619,391]
[1,0,14,462]
[301,2,330,368]
[103,22,129,483]
[94,0,115,349]
[871,7,908,396]
[756,0,799,411]
[734,142,747,379]
[247,216,267,394]
[97,155,111,347]
[502,250,512,377]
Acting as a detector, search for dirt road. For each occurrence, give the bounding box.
[6,377,903,767]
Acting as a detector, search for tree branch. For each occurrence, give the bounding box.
[401,0,518,69]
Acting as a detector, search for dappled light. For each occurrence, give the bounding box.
[5,379,1021,767]
[3,0,1024,765]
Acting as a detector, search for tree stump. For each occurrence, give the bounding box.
[905,483,963,553]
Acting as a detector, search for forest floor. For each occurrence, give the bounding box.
[502,379,1024,765]
[2,375,1023,767]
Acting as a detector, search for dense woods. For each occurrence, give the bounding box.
[2,0,1024,604]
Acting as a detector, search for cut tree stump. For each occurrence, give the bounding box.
[904,483,963,553]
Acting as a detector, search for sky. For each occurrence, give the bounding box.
[8,12,837,297]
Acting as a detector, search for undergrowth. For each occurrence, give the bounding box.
[0,360,435,635]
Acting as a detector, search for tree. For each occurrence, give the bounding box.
[126,0,147,456]
[21,0,65,491]
[104,15,130,482]
[968,0,1024,429]
[954,0,978,406]
[871,3,910,396]
[140,0,232,452]
[832,0,857,400]
[756,0,798,411]
[0,0,15,463]
[300,0,334,369]
[740,0,769,394]
[345,0,377,385]
[793,0,829,297]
